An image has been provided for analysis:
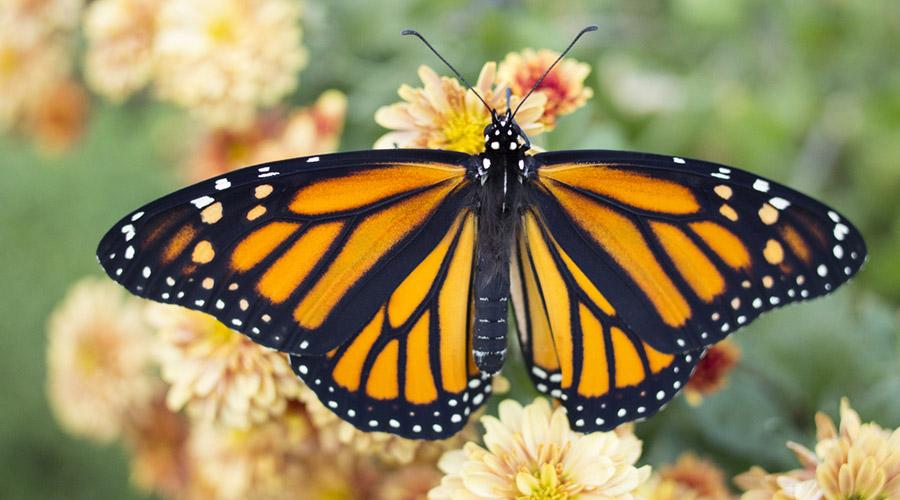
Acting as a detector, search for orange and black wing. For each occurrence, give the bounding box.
[524,150,866,355]
[97,149,477,358]
[511,210,701,432]
[289,211,494,439]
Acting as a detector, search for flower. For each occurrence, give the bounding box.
[685,340,741,405]
[298,384,475,466]
[0,8,72,131]
[498,48,593,128]
[150,305,304,429]
[83,0,159,101]
[187,89,347,181]
[428,398,651,499]
[378,464,444,500]
[641,453,733,499]
[23,78,89,153]
[374,63,546,154]
[736,398,900,500]
[122,392,192,499]
[187,401,318,500]
[46,277,157,442]
[153,0,307,129]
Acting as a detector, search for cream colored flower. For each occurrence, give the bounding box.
[83,0,159,101]
[298,384,475,466]
[429,398,651,499]
[1,0,83,35]
[737,398,900,500]
[375,63,546,154]
[122,393,192,499]
[186,89,348,181]
[153,0,307,129]
[187,401,317,500]
[641,453,733,499]
[813,398,900,499]
[150,305,303,429]
[46,277,157,442]
[685,340,741,406]
[498,48,593,129]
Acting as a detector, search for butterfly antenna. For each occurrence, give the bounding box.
[402,29,493,113]
[512,25,598,118]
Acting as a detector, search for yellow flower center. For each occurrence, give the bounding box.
[205,316,241,347]
[436,109,488,155]
[0,46,19,77]
[516,463,571,500]
[207,14,238,44]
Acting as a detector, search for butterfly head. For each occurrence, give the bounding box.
[484,109,528,154]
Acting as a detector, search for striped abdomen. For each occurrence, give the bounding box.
[473,250,509,374]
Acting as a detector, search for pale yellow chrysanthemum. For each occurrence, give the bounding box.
[122,393,192,499]
[150,305,303,429]
[737,398,900,500]
[153,0,307,129]
[640,453,733,500]
[297,384,476,466]
[187,401,318,500]
[374,63,547,155]
[498,48,593,129]
[813,398,900,499]
[186,89,348,181]
[429,398,651,499]
[83,0,159,101]
[46,277,157,442]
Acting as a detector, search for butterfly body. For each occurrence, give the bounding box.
[470,110,531,374]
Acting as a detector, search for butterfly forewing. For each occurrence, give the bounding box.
[97,150,477,358]
[524,150,866,355]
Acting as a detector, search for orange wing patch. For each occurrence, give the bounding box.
[290,165,463,216]
[294,180,462,329]
[542,185,692,328]
[438,213,476,393]
[540,164,700,215]
[257,221,343,303]
[651,221,725,303]
[231,222,300,272]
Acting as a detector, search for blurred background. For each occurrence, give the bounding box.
[1,0,898,498]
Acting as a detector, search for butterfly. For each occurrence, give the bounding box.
[97,26,866,439]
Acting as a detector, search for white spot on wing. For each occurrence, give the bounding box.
[673,157,685,164]
[753,179,770,192]
[191,196,215,209]
[214,178,231,190]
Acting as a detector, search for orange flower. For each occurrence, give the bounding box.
[641,453,733,499]
[187,90,347,181]
[685,340,741,405]
[498,48,593,129]
[24,78,89,153]
[122,393,192,499]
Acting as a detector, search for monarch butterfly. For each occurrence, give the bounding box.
[97,26,866,439]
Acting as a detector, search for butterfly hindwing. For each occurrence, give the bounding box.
[97,149,477,357]
[511,209,701,432]
[289,211,493,439]
[525,150,867,354]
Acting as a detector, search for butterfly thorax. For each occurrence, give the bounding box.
[470,111,529,374]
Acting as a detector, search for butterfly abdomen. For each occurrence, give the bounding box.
[473,249,509,374]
